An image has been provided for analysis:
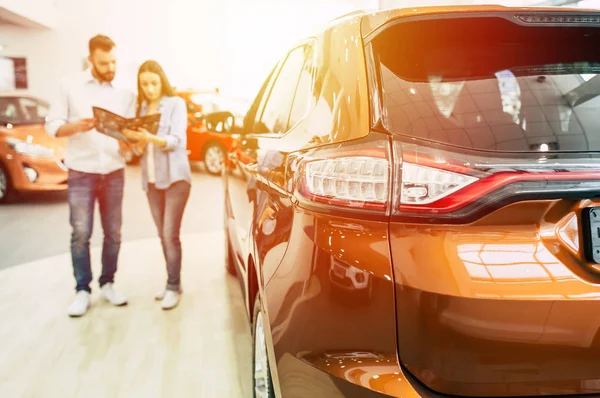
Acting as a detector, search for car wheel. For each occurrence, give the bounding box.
[204,143,225,176]
[253,296,275,398]
[0,162,14,204]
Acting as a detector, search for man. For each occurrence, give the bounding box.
[46,35,135,317]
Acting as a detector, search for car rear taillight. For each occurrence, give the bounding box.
[303,157,389,206]
[392,140,600,222]
[295,135,392,214]
[293,135,600,222]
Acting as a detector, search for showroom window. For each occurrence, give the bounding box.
[256,45,307,135]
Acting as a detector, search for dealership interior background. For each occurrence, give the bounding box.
[1,0,600,397]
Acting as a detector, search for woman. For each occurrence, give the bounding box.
[123,60,192,310]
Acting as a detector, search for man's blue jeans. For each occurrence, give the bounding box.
[68,169,124,293]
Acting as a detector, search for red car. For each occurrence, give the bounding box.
[177,91,248,175]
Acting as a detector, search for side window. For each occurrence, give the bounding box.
[256,46,307,135]
[243,63,281,133]
[19,98,48,124]
[287,45,315,130]
[0,98,21,125]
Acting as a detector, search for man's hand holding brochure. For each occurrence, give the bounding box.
[92,106,161,160]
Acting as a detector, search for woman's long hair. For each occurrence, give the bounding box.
[136,60,175,116]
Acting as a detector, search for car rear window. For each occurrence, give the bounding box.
[371,16,600,152]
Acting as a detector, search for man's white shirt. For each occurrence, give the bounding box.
[45,70,136,175]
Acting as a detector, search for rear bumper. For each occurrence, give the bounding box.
[275,338,600,398]
[276,352,421,397]
[389,204,600,397]
[3,152,67,192]
[395,285,600,397]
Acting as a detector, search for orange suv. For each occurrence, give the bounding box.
[209,6,600,397]
[0,93,67,202]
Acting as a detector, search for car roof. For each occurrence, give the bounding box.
[352,5,600,39]
[0,92,46,101]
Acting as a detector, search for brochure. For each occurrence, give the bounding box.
[92,106,161,143]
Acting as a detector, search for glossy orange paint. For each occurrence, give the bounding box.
[304,352,419,398]
[216,6,600,398]
[391,199,600,397]
[0,123,67,194]
[262,210,399,396]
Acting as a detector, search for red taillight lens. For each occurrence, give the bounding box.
[400,162,478,205]
[292,136,600,221]
[393,141,600,220]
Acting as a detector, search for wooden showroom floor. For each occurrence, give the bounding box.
[0,231,252,398]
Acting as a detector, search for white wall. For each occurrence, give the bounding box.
[0,0,58,28]
[0,0,371,104]
[0,57,15,91]
[0,25,65,101]
[9,0,585,103]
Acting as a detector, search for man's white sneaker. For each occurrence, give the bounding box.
[161,290,180,310]
[101,283,128,306]
[155,288,182,301]
[68,291,91,317]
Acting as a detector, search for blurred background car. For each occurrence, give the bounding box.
[0,93,67,203]
[177,90,249,175]
[126,90,249,176]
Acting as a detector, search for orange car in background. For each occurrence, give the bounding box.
[177,90,248,175]
[0,93,67,203]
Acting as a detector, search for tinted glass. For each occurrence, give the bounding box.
[373,17,600,152]
[287,46,315,130]
[257,46,306,135]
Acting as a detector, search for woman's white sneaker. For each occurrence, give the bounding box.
[161,290,180,310]
[68,291,91,317]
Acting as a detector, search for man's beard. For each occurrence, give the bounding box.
[92,66,115,83]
